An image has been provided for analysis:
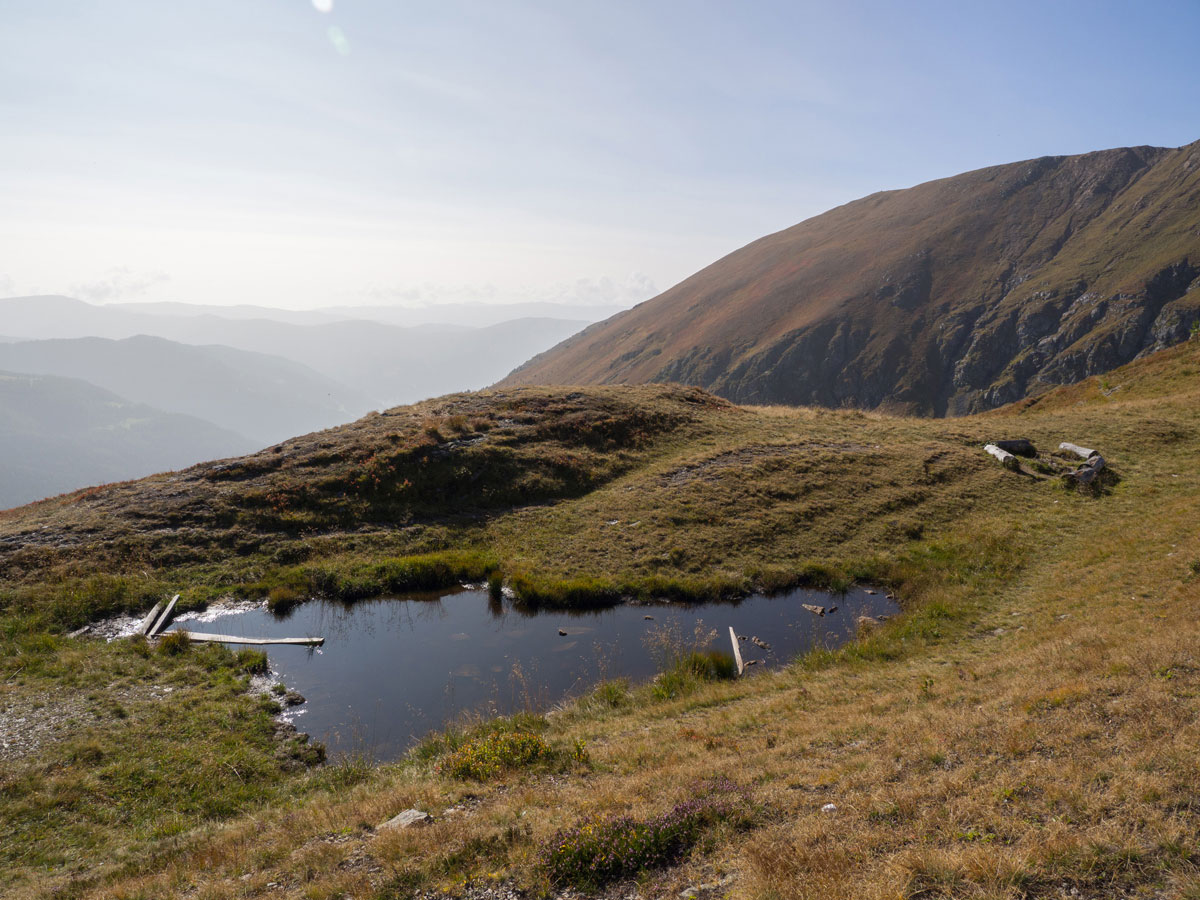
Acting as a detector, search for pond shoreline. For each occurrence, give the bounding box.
[148,584,897,762]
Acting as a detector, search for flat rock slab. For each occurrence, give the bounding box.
[379,809,434,831]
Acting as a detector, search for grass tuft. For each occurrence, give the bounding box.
[156,630,191,656]
[540,777,755,888]
[653,650,739,701]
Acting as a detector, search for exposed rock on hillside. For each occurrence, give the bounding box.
[501,141,1200,415]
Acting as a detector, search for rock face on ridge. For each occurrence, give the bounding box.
[501,141,1200,415]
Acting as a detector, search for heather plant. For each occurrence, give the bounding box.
[540,777,755,888]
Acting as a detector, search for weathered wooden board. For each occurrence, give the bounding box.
[134,600,165,636]
[148,594,180,637]
[984,444,1020,470]
[179,631,324,646]
[729,626,744,676]
[1060,442,1096,459]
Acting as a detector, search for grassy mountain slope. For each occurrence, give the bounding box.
[502,141,1200,415]
[0,371,255,510]
[0,382,1010,613]
[1,340,1198,898]
[0,335,371,445]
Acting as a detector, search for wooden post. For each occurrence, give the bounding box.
[149,594,180,637]
[728,626,744,676]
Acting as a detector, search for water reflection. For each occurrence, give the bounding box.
[169,585,896,761]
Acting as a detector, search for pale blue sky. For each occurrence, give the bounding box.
[2,0,1198,309]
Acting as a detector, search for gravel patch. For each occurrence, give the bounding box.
[0,683,176,763]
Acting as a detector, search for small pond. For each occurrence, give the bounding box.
[168,585,896,762]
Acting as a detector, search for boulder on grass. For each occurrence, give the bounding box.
[379,809,434,831]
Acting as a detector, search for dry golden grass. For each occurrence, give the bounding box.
[3,342,1200,899]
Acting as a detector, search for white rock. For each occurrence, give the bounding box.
[379,808,434,830]
[821,803,838,814]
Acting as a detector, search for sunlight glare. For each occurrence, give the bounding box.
[327,25,350,55]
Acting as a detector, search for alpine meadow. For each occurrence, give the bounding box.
[4,4,1200,899]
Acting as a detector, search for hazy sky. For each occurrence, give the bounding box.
[3,0,1198,310]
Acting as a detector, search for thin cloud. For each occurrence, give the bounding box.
[69,268,170,304]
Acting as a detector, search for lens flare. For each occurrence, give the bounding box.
[312,0,333,12]
[327,25,350,55]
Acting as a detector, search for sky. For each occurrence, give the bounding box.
[2,0,1199,311]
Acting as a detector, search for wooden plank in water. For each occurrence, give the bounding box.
[134,600,165,636]
[149,594,180,637]
[729,626,744,676]
[180,631,324,647]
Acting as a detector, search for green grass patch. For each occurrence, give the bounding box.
[253,549,500,611]
[407,712,551,766]
[652,650,739,701]
[437,731,572,781]
[0,639,321,892]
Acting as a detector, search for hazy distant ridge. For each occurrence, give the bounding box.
[0,371,254,509]
[0,336,371,445]
[0,296,595,407]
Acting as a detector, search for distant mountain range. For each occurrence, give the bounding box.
[0,297,607,506]
[0,371,254,509]
[105,299,629,328]
[0,296,592,406]
[0,336,369,446]
[502,140,1200,415]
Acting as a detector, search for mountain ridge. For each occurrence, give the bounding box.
[0,335,371,445]
[0,370,254,509]
[0,295,592,406]
[501,140,1200,414]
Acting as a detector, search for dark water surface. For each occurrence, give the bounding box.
[169,586,896,761]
